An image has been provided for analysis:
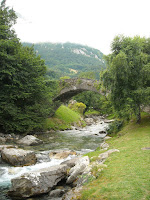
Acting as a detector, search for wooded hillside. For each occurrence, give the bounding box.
[23,42,106,79]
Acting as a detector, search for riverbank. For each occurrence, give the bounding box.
[79,113,150,200]
[0,114,110,200]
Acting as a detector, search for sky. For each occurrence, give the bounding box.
[4,0,150,55]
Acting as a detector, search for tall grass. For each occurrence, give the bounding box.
[44,105,83,130]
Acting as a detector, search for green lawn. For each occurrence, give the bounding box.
[80,114,150,200]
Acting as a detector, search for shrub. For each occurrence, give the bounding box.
[68,102,86,115]
[107,120,124,136]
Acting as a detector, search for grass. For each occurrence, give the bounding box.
[44,105,84,130]
[79,113,150,200]
[85,109,101,116]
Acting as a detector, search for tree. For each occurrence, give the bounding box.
[0,1,54,133]
[78,71,96,79]
[103,35,150,123]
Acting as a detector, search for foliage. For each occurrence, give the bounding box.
[80,114,150,200]
[0,1,55,133]
[84,109,100,117]
[78,71,96,79]
[60,76,70,80]
[45,68,60,80]
[0,0,17,40]
[73,91,113,115]
[68,102,86,115]
[44,105,83,130]
[107,120,124,136]
[103,35,150,123]
[23,42,106,79]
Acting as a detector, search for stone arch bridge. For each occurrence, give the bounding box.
[53,78,104,102]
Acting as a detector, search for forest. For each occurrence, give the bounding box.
[0,0,150,134]
[23,42,106,80]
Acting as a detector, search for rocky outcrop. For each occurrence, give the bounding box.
[17,135,43,146]
[8,164,69,198]
[1,148,37,166]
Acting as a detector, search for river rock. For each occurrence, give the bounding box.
[104,136,112,140]
[8,164,69,198]
[84,118,94,125]
[62,186,82,200]
[104,119,115,123]
[98,149,120,163]
[0,145,17,152]
[49,150,77,159]
[0,137,6,143]
[61,157,79,168]
[107,149,120,155]
[36,151,51,163]
[98,152,109,163]
[49,188,65,198]
[17,135,43,146]
[66,156,90,184]
[100,142,109,150]
[1,148,37,166]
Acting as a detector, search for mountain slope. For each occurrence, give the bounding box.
[23,42,106,79]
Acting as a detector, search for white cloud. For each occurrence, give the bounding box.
[5,0,150,54]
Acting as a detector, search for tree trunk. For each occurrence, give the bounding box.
[136,105,141,124]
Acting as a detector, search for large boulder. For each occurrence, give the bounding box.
[17,135,43,146]
[0,145,17,152]
[66,156,90,184]
[8,164,69,198]
[1,148,37,166]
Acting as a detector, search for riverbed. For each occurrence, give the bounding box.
[0,119,109,200]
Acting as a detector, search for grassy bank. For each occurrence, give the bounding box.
[80,114,150,200]
[44,105,85,131]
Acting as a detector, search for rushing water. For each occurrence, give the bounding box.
[0,120,109,200]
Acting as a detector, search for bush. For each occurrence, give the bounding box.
[68,102,86,115]
[107,120,124,136]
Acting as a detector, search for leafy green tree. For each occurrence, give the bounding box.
[103,35,150,123]
[0,1,54,133]
[78,71,96,79]
[0,0,17,39]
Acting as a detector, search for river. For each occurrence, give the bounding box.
[0,119,109,200]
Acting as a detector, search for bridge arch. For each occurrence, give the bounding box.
[53,78,104,102]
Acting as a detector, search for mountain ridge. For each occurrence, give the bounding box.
[23,42,106,79]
